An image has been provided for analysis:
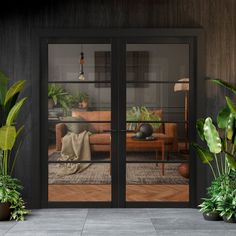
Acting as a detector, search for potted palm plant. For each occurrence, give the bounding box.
[192,79,236,222]
[0,71,30,221]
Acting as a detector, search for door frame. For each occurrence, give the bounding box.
[31,28,205,208]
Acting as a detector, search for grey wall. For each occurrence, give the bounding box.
[0,0,235,208]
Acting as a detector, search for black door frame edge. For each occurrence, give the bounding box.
[31,28,205,209]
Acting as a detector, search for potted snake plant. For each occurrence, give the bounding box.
[192,79,236,222]
[0,71,30,221]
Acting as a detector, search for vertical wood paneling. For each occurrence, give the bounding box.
[0,0,236,207]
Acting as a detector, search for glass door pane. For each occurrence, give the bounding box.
[125,44,190,202]
[47,43,112,202]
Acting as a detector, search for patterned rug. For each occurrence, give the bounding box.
[48,152,188,185]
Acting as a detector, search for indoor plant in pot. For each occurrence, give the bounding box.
[0,71,30,221]
[192,79,236,222]
[77,91,89,109]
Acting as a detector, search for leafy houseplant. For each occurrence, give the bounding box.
[192,79,236,222]
[77,91,89,109]
[48,84,73,113]
[0,71,30,221]
[126,106,161,131]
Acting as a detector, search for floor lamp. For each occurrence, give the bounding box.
[174,78,189,152]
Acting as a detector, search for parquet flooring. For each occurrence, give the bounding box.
[48,184,189,202]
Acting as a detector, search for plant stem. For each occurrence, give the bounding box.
[220,153,224,175]
[3,150,8,175]
[208,161,217,179]
[10,141,23,175]
[214,154,221,177]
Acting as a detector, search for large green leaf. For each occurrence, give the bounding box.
[217,106,231,129]
[226,113,235,140]
[225,152,236,171]
[0,126,16,151]
[4,80,26,106]
[203,117,222,154]
[225,96,236,117]
[6,97,26,126]
[0,71,9,106]
[191,143,214,164]
[211,79,236,95]
[196,118,205,141]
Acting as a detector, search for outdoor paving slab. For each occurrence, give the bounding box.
[0,221,17,236]
[5,230,82,236]
[154,230,236,236]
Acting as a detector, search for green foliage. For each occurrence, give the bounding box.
[199,197,218,214]
[203,118,222,154]
[77,91,89,102]
[196,118,205,141]
[191,144,213,164]
[0,176,30,221]
[126,106,161,131]
[217,106,231,129]
[48,84,73,111]
[0,71,29,221]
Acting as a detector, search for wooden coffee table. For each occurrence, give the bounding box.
[126,136,165,175]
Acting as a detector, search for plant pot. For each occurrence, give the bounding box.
[48,98,54,109]
[0,202,10,221]
[223,215,236,223]
[80,101,88,109]
[203,212,222,221]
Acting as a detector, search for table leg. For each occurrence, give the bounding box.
[155,151,158,167]
[162,142,165,176]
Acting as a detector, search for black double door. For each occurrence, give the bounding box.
[40,30,203,208]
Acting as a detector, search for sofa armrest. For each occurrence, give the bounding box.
[164,123,178,152]
[55,123,67,151]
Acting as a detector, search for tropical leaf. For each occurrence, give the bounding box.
[0,71,9,106]
[225,152,236,171]
[6,97,27,126]
[191,143,214,164]
[217,106,231,129]
[225,96,236,117]
[203,117,222,154]
[226,113,235,140]
[0,126,16,151]
[16,125,24,138]
[196,118,205,141]
[4,80,26,106]
[211,79,236,95]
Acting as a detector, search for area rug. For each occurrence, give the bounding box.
[49,152,188,185]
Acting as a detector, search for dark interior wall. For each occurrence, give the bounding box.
[0,0,235,208]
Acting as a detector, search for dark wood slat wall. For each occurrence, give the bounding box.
[0,0,235,208]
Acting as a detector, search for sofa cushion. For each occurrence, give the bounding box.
[89,133,111,145]
[59,116,88,134]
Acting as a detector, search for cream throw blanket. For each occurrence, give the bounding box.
[56,131,91,176]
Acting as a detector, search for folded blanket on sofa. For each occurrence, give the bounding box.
[56,131,91,176]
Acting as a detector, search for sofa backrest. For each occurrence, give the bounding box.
[71,109,164,133]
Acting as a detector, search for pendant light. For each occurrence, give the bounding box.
[78,44,85,80]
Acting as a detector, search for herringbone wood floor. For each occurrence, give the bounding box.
[48,184,189,202]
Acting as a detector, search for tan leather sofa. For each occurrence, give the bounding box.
[55,110,178,153]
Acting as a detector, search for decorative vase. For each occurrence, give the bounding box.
[48,98,54,109]
[178,163,189,178]
[223,216,236,223]
[139,124,153,138]
[203,212,222,221]
[0,202,10,221]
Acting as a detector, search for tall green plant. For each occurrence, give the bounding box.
[0,71,29,220]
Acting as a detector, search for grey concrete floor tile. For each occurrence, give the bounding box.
[154,230,236,236]
[82,230,157,236]
[0,221,17,230]
[5,230,82,236]
[151,217,236,230]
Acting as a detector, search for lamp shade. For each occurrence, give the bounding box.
[174,78,189,92]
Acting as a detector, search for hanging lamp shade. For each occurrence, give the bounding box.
[78,49,85,80]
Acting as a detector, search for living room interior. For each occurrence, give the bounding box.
[47,42,190,202]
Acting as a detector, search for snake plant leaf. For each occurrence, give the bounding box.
[191,143,214,164]
[203,117,222,154]
[0,126,16,151]
[217,106,231,129]
[6,97,27,126]
[4,80,26,106]
[225,152,236,171]
[211,79,236,95]
[196,118,205,141]
[0,71,9,106]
